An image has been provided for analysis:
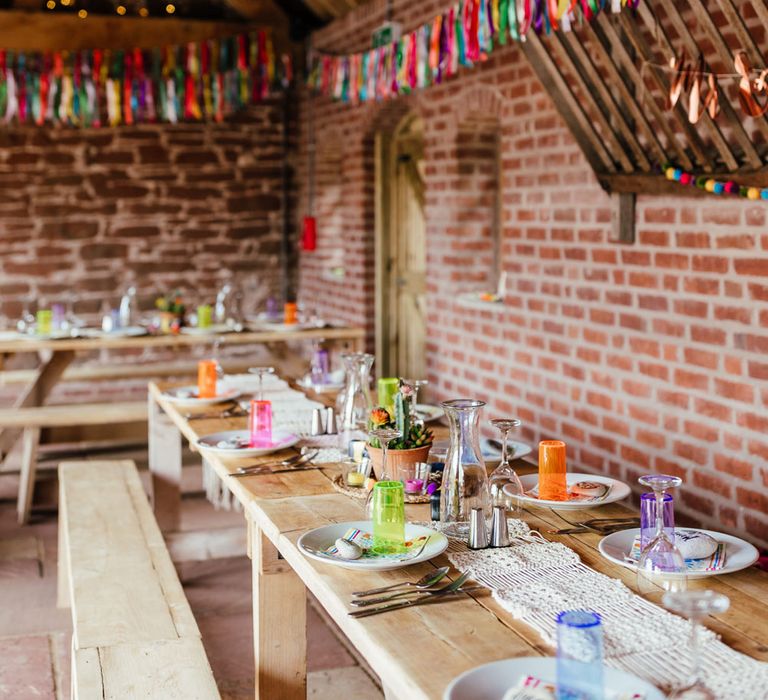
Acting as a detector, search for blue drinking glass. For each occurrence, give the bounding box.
[556,610,604,700]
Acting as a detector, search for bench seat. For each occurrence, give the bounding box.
[59,460,219,699]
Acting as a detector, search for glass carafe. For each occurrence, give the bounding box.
[338,353,374,438]
[440,399,491,523]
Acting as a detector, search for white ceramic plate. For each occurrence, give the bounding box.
[298,521,448,571]
[513,473,631,511]
[297,372,346,394]
[443,656,665,700]
[598,527,759,579]
[414,403,445,423]
[0,331,23,341]
[162,386,241,408]
[255,321,318,332]
[195,428,299,457]
[19,330,78,341]
[180,324,236,336]
[79,326,147,338]
[480,437,533,462]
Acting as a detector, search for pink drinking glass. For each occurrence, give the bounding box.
[249,399,273,448]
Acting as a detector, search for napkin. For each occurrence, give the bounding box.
[629,534,727,572]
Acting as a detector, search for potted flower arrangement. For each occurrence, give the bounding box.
[155,292,185,334]
[367,380,433,480]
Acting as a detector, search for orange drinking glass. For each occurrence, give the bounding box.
[538,440,568,501]
[284,302,297,325]
[197,359,218,399]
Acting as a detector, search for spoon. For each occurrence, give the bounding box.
[351,578,472,606]
[351,566,450,597]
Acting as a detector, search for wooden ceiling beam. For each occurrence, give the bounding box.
[0,9,290,52]
[557,30,650,171]
[578,20,668,169]
[521,32,617,176]
[602,165,768,195]
[631,5,741,171]
[647,1,762,169]
[594,14,701,171]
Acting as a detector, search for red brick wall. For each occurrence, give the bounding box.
[0,102,288,326]
[298,1,768,545]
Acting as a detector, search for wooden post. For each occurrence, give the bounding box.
[148,394,183,532]
[251,521,306,700]
[609,192,636,244]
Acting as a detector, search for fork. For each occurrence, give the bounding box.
[348,572,472,618]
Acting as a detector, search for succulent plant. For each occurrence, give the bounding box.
[368,380,433,450]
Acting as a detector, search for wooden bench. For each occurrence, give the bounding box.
[2,401,148,524]
[58,460,220,699]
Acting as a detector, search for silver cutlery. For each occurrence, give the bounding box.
[351,584,483,608]
[352,566,450,597]
[350,577,473,607]
[348,572,472,618]
[230,463,318,478]
[235,450,319,475]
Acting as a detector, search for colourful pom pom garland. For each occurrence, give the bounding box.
[663,163,768,200]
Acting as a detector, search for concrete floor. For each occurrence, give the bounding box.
[0,452,383,700]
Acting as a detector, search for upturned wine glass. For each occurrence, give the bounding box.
[636,474,687,598]
[663,590,730,699]
[248,366,275,400]
[489,418,524,515]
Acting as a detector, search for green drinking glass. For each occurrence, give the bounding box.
[371,480,406,554]
[197,304,212,329]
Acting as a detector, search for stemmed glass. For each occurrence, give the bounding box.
[404,379,429,425]
[663,590,730,699]
[248,366,275,401]
[636,474,687,598]
[365,428,402,517]
[489,418,524,515]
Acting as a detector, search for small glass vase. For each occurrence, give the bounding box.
[439,399,491,524]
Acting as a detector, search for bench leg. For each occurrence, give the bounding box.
[57,469,71,609]
[251,520,306,700]
[17,427,40,524]
[148,395,183,532]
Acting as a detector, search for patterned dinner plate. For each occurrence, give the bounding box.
[513,473,631,511]
[162,385,241,408]
[443,657,665,700]
[195,428,299,457]
[599,527,759,579]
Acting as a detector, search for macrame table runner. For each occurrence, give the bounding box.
[202,373,348,510]
[425,520,768,699]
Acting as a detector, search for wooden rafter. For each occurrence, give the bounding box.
[547,31,635,173]
[521,33,617,175]
[578,20,669,169]
[560,30,651,171]
[592,14,703,170]
[647,1,762,169]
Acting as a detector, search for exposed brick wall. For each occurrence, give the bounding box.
[298,1,768,546]
[0,101,288,326]
[0,100,294,405]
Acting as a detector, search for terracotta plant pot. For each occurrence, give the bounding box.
[366,444,432,481]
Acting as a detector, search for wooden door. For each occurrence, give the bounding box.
[375,115,427,381]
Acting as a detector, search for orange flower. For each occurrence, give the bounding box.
[369,407,391,427]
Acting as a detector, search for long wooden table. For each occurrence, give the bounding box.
[0,326,363,466]
[148,381,768,699]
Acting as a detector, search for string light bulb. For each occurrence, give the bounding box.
[138,6,149,15]
[165,3,175,12]
[78,8,87,17]
[46,0,56,8]
[116,4,126,13]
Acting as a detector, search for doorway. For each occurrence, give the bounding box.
[375,114,427,382]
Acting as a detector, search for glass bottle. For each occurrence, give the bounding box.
[440,399,491,523]
[338,353,374,447]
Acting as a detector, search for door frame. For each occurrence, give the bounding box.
[374,113,424,379]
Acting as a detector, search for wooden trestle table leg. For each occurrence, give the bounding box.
[0,349,75,462]
[147,394,183,532]
[249,518,307,700]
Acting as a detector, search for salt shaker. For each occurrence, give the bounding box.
[490,505,510,547]
[468,507,489,549]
